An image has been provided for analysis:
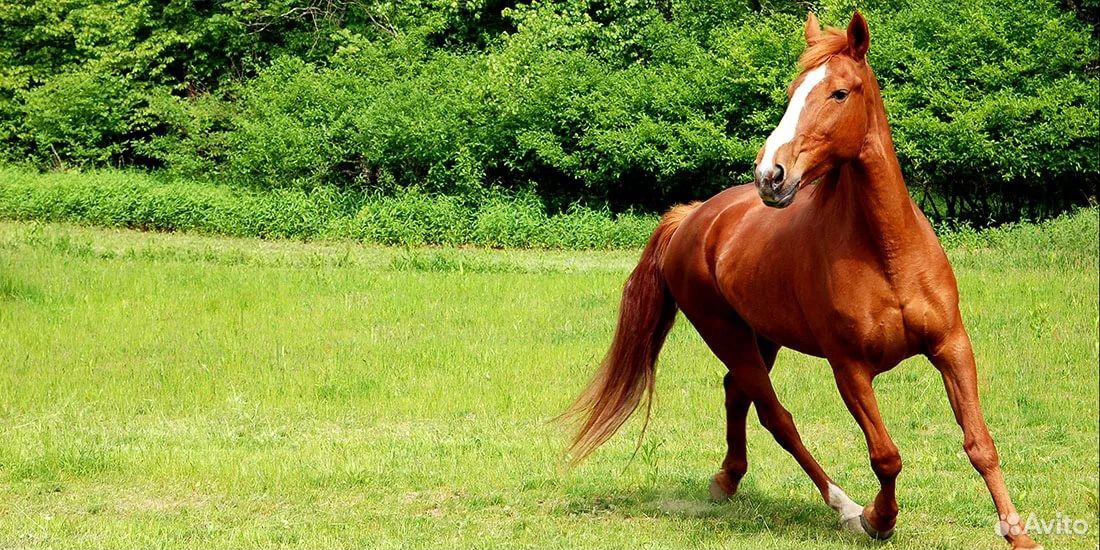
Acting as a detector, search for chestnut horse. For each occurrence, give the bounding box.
[564,12,1039,549]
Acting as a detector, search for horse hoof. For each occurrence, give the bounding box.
[859,513,895,540]
[708,474,735,502]
[1010,534,1043,550]
[839,514,864,534]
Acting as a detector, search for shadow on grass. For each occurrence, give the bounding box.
[563,483,887,547]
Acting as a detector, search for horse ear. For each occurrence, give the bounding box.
[804,12,823,45]
[846,11,870,62]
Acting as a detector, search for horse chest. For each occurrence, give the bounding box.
[814,255,918,358]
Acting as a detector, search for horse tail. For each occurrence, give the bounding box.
[562,202,699,465]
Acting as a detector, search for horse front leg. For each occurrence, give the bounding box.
[831,362,902,540]
[929,328,1040,550]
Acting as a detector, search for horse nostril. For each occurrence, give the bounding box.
[772,164,786,183]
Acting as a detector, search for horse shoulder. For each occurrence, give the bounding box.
[818,219,962,362]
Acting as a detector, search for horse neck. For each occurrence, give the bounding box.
[836,81,922,268]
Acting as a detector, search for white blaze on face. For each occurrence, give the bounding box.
[758,63,829,175]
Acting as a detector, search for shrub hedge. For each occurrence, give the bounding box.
[1,0,1097,224]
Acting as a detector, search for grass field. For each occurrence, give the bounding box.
[0,211,1097,549]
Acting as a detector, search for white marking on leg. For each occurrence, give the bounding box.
[758,63,829,175]
[827,482,865,534]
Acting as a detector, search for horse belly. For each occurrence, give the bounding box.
[717,265,827,357]
[741,308,827,357]
[718,253,914,365]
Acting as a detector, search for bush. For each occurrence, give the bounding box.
[20,70,145,167]
[150,0,1095,223]
[1,0,1097,224]
[352,191,473,246]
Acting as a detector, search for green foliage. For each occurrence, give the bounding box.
[5,165,1092,252]
[0,0,516,162]
[0,0,1097,223]
[154,6,806,210]
[0,166,354,238]
[19,69,145,166]
[936,206,1099,270]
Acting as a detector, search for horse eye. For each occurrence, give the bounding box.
[830,89,850,101]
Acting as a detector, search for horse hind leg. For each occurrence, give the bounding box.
[710,336,778,501]
[709,370,752,500]
[691,317,862,532]
[742,353,867,535]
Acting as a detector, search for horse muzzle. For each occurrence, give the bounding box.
[754,164,800,208]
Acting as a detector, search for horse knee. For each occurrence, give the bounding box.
[963,436,1000,473]
[870,450,902,481]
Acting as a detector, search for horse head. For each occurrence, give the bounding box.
[754,11,875,208]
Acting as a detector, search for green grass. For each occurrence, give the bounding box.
[0,210,1096,549]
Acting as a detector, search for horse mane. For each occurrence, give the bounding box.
[799,26,849,70]
[786,27,850,96]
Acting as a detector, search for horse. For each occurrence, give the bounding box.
[562,11,1040,549]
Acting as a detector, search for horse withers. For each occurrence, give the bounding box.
[563,11,1040,550]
